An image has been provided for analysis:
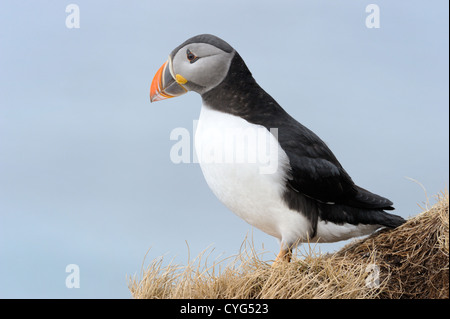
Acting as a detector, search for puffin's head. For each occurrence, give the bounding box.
[150,34,235,102]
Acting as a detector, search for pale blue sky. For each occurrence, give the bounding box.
[0,1,448,298]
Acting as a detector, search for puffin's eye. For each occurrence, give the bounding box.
[186,49,199,64]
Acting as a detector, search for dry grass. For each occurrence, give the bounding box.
[129,191,449,299]
[337,190,449,298]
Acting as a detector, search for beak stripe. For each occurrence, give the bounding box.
[150,62,167,102]
[150,59,188,103]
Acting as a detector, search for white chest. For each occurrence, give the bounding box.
[194,104,296,238]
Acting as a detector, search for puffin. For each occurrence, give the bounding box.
[149,34,405,263]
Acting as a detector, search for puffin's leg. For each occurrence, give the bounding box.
[273,247,292,264]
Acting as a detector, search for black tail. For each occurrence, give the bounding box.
[346,185,395,211]
[325,185,406,227]
[364,209,406,228]
[320,202,406,229]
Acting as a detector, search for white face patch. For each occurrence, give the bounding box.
[171,43,234,94]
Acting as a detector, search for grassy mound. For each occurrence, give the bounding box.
[129,191,448,299]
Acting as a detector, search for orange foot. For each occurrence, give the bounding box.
[272,248,292,266]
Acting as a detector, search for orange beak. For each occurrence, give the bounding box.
[150,60,188,102]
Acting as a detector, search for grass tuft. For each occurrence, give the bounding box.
[129,190,449,299]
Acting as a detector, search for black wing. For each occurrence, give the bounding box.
[275,111,394,210]
[277,115,355,203]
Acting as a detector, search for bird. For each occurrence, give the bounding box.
[149,34,405,263]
